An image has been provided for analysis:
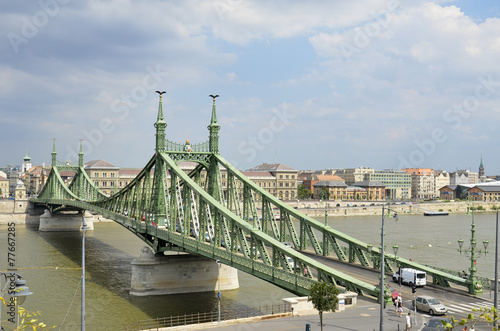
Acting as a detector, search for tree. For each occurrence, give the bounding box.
[297,184,312,199]
[319,186,330,201]
[308,281,339,331]
[446,305,498,330]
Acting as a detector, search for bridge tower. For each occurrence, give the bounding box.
[152,91,168,227]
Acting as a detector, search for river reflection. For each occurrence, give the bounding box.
[0,211,497,330]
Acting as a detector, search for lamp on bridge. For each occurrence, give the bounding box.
[457,206,488,295]
[379,204,398,331]
[0,272,33,330]
[392,245,399,261]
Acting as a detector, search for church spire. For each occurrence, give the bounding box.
[154,91,167,152]
[208,94,220,154]
[479,154,485,181]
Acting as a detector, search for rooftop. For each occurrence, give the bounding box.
[248,163,296,172]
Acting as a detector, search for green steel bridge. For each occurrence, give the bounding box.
[31,93,475,299]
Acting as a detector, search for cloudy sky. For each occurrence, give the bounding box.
[1,0,500,174]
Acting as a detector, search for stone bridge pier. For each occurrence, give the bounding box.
[130,247,239,295]
[39,209,94,231]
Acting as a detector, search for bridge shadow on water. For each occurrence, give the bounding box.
[29,222,258,321]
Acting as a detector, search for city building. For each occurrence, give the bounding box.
[312,181,348,200]
[246,163,298,200]
[118,168,143,189]
[434,170,450,197]
[0,174,9,198]
[336,167,374,185]
[84,160,120,196]
[302,174,345,192]
[351,181,386,201]
[25,165,50,195]
[468,185,500,202]
[402,168,436,199]
[363,170,411,200]
[450,170,479,185]
[439,185,457,200]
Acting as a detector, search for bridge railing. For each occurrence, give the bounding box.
[121,303,291,330]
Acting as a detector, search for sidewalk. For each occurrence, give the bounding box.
[161,297,413,331]
[157,291,497,331]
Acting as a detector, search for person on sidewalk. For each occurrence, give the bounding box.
[397,297,403,317]
[405,312,411,330]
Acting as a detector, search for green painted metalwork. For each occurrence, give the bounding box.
[31,93,474,298]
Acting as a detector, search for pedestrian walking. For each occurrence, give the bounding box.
[397,297,403,317]
[406,312,411,330]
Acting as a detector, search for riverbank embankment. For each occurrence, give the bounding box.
[0,199,495,224]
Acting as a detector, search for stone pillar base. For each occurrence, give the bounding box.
[39,210,94,231]
[130,247,239,296]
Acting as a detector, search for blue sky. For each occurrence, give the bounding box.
[1,0,500,174]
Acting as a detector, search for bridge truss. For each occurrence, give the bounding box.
[32,94,472,298]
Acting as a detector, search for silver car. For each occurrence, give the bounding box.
[415,295,448,315]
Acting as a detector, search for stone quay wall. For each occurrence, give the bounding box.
[0,199,495,225]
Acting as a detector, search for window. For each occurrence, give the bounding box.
[111,173,115,178]
[94,173,99,178]
[286,175,289,179]
[280,175,283,179]
[103,173,108,178]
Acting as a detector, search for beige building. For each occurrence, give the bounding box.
[336,167,375,185]
[402,168,436,199]
[0,175,9,198]
[84,160,120,196]
[245,163,298,200]
[118,168,142,189]
[24,165,50,195]
[434,170,450,197]
[312,181,348,200]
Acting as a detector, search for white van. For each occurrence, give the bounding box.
[392,268,427,287]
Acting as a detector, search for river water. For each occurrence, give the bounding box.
[0,211,498,330]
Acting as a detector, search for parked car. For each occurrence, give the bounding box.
[415,295,448,315]
[421,317,453,330]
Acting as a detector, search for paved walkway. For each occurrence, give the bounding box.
[160,292,498,331]
[172,297,413,331]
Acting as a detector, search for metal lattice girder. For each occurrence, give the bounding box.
[33,113,473,298]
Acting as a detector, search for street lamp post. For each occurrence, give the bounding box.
[457,207,488,295]
[81,212,89,331]
[0,271,33,330]
[380,204,398,331]
[324,199,328,227]
[216,260,221,322]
